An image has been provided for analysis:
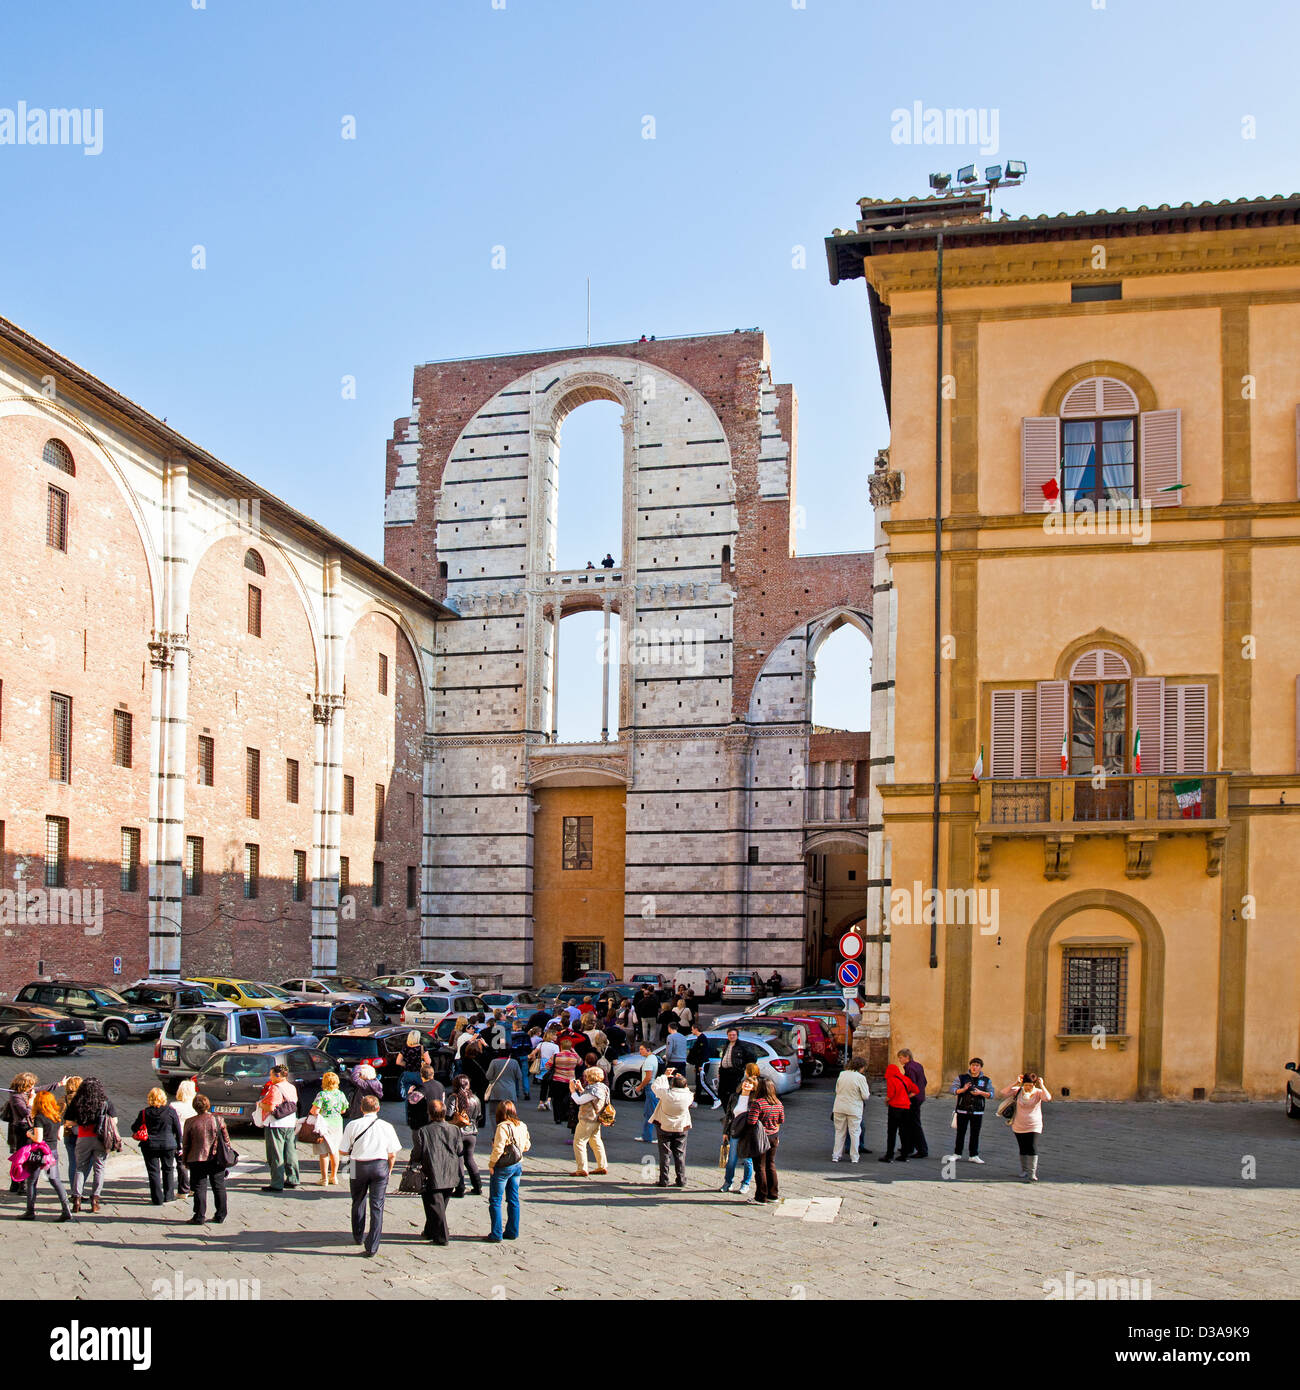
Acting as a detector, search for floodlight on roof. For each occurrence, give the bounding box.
[985,165,1003,184]
[1005,159,1027,179]
[929,172,952,192]
[957,164,978,184]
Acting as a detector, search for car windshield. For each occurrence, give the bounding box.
[725,975,754,987]
[755,1035,797,1057]
[88,989,130,1007]
[322,1035,382,1059]
[249,982,292,1000]
[204,1053,273,1080]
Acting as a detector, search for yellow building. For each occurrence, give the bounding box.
[827,193,1300,1099]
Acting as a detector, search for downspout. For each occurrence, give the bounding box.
[929,232,944,971]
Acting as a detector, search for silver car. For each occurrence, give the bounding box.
[278,978,381,1009]
[610,1030,801,1101]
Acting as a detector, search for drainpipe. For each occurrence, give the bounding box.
[930,232,944,971]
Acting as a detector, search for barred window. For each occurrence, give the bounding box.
[406,865,418,911]
[45,816,68,888]
[120,827,141,893]
[378,653,389,696]
[244,549,265,575]
[374,784,385,842]
[43,438,75,475]
[562,815,593,871]
[244,843,260,900]
[286,757,299,804]
[184,836,204,896]
[293,849,307,903]
[49,693,72,782]
[1061,947,1128,1036]
[112,709,133,768]
[339,856,350,899]
[372,860,384,908]
[247,583,262,637]
[197,735,215,786]
[47,486,69,551]
[343,775,354,815]
[246,747,261,819]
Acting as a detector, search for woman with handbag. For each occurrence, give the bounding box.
[485,1100,531,1243]
[721,1073,757,1195]
[407,1098,463,1244]
[19,1091,72,1221]
[170,1080,198,1198]
[569,1066,611,1177]
[131,1086,183,1204]
[448,1073,483,1198]
[999,1071,1052,1181]
[484,1051,524,1111]
[3,1072,37,1194]
[64,1075,116,1214]
[345,1064,384,1123]
[60,1077,83,1192]
[309,1071,349,1186]
[746,1078,785,1204]
[182,1093,234,1225]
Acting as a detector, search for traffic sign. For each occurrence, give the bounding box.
[112,956,122,975]
[838,931,864,961]
[837,959,862,987]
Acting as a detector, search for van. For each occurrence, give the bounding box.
[673,967,720,1001]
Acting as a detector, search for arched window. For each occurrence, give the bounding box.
[244,548,266,575]
[43,438,75,475]
[552,400,623,572]
[1067,647,1132,777]
[1060,378,1139,511]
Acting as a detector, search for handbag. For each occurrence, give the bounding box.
[597,1098,616,1128]
[996,1088,1022,1124]
[448,1097,472,1129]
[133,1123,149,1143]
[297,1114,323,1144]
[950,1111,959,1130]
[214,1119,239,1172]
[496,1122,523,1168]
[98,1110,123,1154]
[398,1164,426,1194]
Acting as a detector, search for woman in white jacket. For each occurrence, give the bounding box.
[830,1056,871,1162]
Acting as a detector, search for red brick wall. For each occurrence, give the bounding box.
[0,415,154,997]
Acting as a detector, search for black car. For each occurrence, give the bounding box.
[120,980,225,1012]
[277,1002,354,1041]
[319,1025,450,1098]
[14,981,165,1044]
[0,1004,88,1057]
[194,1044,334,1128]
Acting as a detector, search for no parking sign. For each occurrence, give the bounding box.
[837,959,862,988]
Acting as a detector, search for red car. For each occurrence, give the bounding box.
[736,1015,840,1077]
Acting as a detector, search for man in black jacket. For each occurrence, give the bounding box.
[408,1100,464,1244]
[686,1024,720,1109]
[716,1028,758,1105]
[633,988,659,1045]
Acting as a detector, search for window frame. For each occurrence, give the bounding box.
[49,692,72,782]
[1061,415,1139,511]
[120,826,141,893]
[1059,946,1128,1037]
[562,815,593,871]
[46,484,69,551]
[112,709,133,768]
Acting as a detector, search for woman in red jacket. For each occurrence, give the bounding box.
[878,1059,919,1162]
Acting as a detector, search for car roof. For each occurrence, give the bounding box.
[208,1043,300,1056]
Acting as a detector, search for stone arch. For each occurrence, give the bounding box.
[0,395,162,627]
[1041,360,1159,417]
[1023,889,1166,1099]
[343,601,430,732]
[749,605,873,726]
[804,828,872,856]
[1053,628,1148,681]
[807,605,873,662]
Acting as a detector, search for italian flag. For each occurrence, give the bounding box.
[1173,778,1204,818]
[971,745,984,781]
[1060,733,1068,774]
[1133,727,1141,775]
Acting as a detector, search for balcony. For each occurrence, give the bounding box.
[539,566,623,590]
[977,774,1228,880]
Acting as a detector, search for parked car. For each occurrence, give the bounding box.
[732,1014,840,1077]
[628,973,672,994]
[187,977,297,1009]
[278,978,382,1009]
[332,976,406,1016]
[0,1003,87,1057]
[318,1025,451,1097]
[610,1029,801,1101]
[120,979,225,1012]
[673,967,720,1001]
[718,996,854,1051]
[400,991,487,1028]
[153,1006,318,1086]
[194,1044,334,1128]
[14,981,164,1045]
[1287,1061,1300,1119]
[534,983,565,1005]
[276,1001,355,1041]
[720,971,763,1005]
[371,970,471,997]
[479,990,544,1013]
[572,971,617,988]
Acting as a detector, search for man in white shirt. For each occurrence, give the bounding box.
[634,1043,660,1143]
[650,1069,696,1187]
[535,1033,560,1111]
[340,1094,401,1257]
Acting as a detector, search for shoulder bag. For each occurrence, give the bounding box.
[214,1119,239,1171]
[399,1131,427,1194]
[996,1087,1022,1124]
[97,1109,123,1154]
[597,1086,616,1128]
[496,1122,523,1168]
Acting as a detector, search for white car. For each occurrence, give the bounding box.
[673,967,720,1001]
[279,978,381,1009]
[399,991,487,1027]
[610,1030,801,1101]
[374,970,471,996]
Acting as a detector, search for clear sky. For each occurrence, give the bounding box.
[2,0,1295,732]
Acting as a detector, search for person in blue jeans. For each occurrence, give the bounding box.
[632,1044,659,1143]
[720,1073,755,1193]
[486,1101,530,1242]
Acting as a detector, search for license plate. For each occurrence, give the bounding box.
[163,1049,178,1061]
[68,1035,85,1043]
[214,1106,240,1115]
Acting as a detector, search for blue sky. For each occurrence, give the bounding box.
[3,0,1296,731]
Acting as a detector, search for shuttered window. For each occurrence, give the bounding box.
[293,849,307,903]
[374,784,385,842]
[247,583,262,637]
[197,735,215,786]
[45,816,68,888]
[50,693,72,782]
[184,836,204,896]
[990,689,1037,778]
[286,757,299,804]
[112,709,133,768]
[1131,677,1164,775]
[1162,684,1209,775]
[343,775,355,815]
[244,843,260,900]
[120,827,141,892]
[1140,409,1182,507]
[408,791,418,827]
[246,747,261,819]
[1035,680,1067,776]
[1021,417,1061,512]
[372,860,384,907]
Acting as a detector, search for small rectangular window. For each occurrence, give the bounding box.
[247,583,262,637]
[47,486,69,551]
[1071,282,1122,303]
[374,784,385,842]
[45,816,68,889]
[244,843,260,900]
[562,815,593,871]
[286,757,299,804]
[339,855,350,900]
[406,865,418,911]
[184,836,204,896]
[293,849,307,903]
[372,860,384,907]
[378,652,389,695]
[747,846,760,865]
[49,693,72,782]
[343,775,354,815]
[120,827,141,893]
[246,747,261,819]
[112,709,133,768]
[197,735,215,787]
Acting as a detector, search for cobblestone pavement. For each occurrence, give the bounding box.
[2,1040,1297,1301]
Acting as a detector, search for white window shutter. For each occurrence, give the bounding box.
[1036,680,1068,777]
[1163,684,1209,774]
[1022,417,1061,513]
[1141,408,1182,507]
[991,688,1038,778]
[1132,677,1164,774]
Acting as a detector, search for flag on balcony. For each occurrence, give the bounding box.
[1133,727,1141,775]
[1060,733,1068,774]
[1173,778,1203,818]
[971,745,983,781]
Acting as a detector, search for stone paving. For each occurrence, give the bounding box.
[2,1040,1297,1301]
